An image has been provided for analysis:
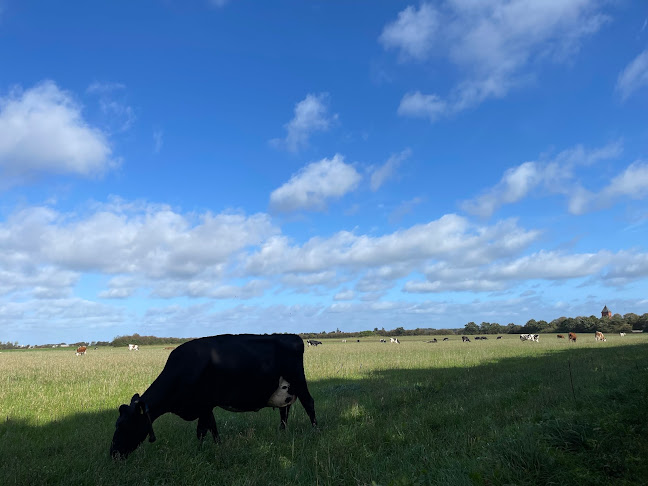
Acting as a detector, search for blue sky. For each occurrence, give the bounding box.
[1,1,647,345]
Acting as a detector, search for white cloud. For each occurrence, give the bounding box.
[379,3,439,61]
[370,149,411,191]
[271,93,336,152]
[461,142,622,217]
[616,49,648,101]
[0,200,279,300]
[397,91,448,121]
[269,154,361,212]
[382,1,609,120]
[403,249,647,294]
[0,81,115,183]
[245,214,540,277]
[570,161,648,214]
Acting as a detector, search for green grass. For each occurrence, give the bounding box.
[1,334,647,485]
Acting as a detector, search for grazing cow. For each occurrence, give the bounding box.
[380,339,387,343]
[595,331,607,342]
[480,336,488,340]
[128,344,139,351]
[568,332,577,343]
[110,333,317,460]
[474,336,481,340]
[443,338,449,341]
[557,334,565,339]
[342,339,347,343]
[496,336,502,340]
[520,334,539,342]
[75,346,87,356]
[306,340,322,346]
[619,332,626,337]
[426,338,437,343]
[462,336,471,342]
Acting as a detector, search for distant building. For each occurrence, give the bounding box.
[601,305,612,318]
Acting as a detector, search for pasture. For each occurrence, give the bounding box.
[1,334,647,485]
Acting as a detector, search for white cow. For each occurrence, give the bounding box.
[619,332,626,337]
[128,344,139,351]
[520,334,539,342]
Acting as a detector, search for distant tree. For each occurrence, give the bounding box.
[463,322,479,335]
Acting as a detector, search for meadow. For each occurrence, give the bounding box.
[1,334,647,486]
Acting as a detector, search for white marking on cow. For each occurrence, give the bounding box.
[267,376,296,408]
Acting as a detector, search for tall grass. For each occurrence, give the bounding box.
[1,334,647,485]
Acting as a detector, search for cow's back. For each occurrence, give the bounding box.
[156,334,307,417]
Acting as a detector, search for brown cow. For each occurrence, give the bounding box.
[557,334,565,339]
[568,332,577,343]
[76,346,87,356]
[595,331,607,342]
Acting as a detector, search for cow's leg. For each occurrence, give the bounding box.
[197,411,220,443]
[279,404,291,429]
[298,387,317,427]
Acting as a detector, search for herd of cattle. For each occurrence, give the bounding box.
[74,331,623,360]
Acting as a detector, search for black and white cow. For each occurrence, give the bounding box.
[306,340,322,346]
[110,334,317,459]
[520,334,539,342]
[462,336,471,342]
[443,338,449,341]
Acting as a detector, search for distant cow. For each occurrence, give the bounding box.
[426,338,437,343]
[462,336,471,342]
[595,331,606,342]
[306,340,322,346]
[443,338,449,341]
[390,338,400,344]
[496,336,502,340]
[110,333,317,460]
[474,336,481,340]
[342,339,347,343]
[380,339,387,343]
[568,332,577,343]
[520,334,539,342]
[128,344,139,351]
[557,334,565,339]
[75,346,87,356]
[619,332,626,337]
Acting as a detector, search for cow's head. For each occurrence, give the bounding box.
[110,393,156,460]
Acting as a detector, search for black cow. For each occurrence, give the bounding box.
[442,338,449,341]
[110,334,317,459]
[306,339,322,346]
[462,336,471,342]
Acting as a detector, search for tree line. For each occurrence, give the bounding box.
[2,312,646,349]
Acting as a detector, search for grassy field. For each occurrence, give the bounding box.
[1,334,647,486]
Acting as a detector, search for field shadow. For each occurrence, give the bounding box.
[1,343,647,485]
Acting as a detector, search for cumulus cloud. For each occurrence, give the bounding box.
[461,142,623,217]
[403,249,637,294]
[616,49,648,101]
[381,1,609,120]
[0,81,115,184]
[269,154,361,212]
[379,3,439,61]
[271,93,336,152]
[0,200,279,300]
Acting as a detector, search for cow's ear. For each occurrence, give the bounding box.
[130,393,140,404]
[119,404,129,415]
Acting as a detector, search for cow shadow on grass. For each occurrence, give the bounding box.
[1,342,647,486]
